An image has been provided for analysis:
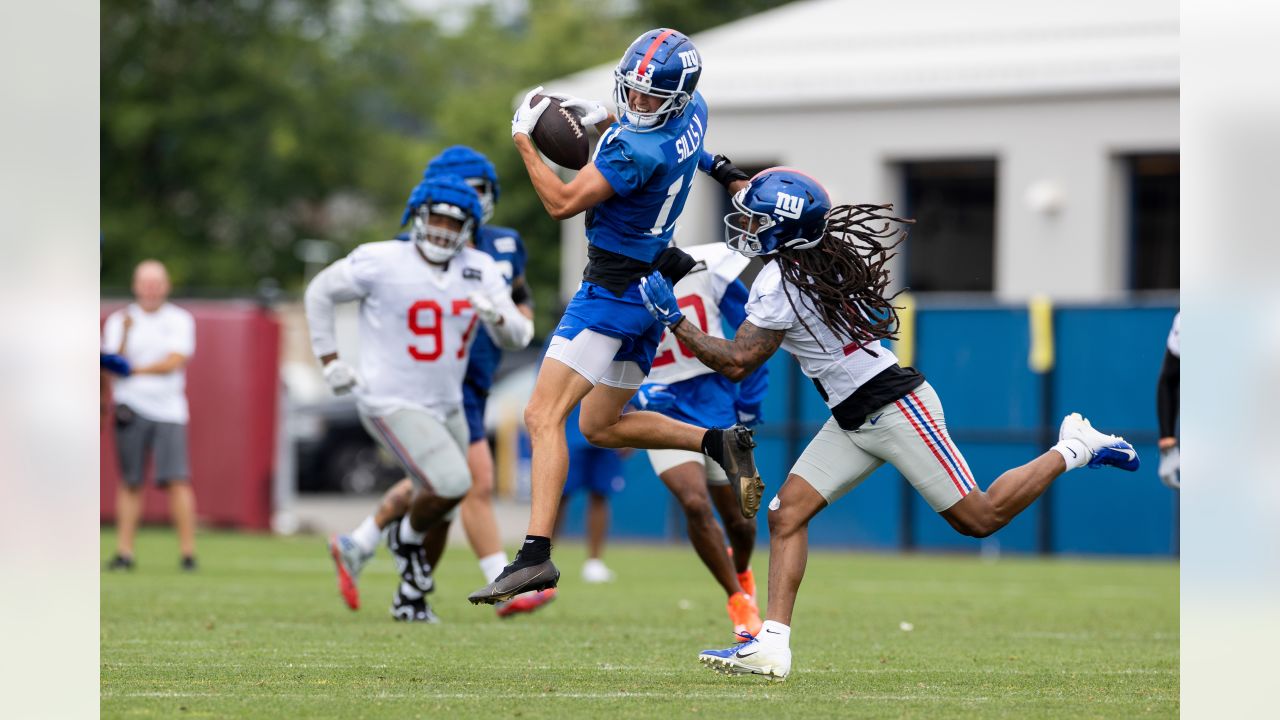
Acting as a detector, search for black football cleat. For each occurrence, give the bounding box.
[714,425,764,519]
[106,554,135,571]
[391,591,441,624]
[468,558,560,605]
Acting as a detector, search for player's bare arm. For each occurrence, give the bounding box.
[512,134,614,220]
[672,319,784,382]
[131,352,189,375]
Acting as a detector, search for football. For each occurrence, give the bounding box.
[529,94,590,170]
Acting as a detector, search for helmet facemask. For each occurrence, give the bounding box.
[613,68,691,132]
[465,177,496,224]
[724,190,778,257]
[411,202,473,264]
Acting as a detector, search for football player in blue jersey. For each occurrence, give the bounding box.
[327,147,554,618]
[636,241,769,639]
[469,28,764,605]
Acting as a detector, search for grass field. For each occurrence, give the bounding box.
[101,528,1178,719]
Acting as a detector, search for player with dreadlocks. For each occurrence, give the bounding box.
[639,162,1142,681]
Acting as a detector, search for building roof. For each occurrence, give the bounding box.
[548,0,1179,109]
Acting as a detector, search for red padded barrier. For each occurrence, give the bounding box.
[101,301,281,530]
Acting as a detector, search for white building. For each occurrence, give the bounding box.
[544,0,1179,302]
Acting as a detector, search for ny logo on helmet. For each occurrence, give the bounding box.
[678,49,700,69]
[775,192,805,219]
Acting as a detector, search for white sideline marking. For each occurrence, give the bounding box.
[102,690,988,701]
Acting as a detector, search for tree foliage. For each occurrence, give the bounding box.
[101,0,796,324]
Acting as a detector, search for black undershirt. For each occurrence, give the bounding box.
[822,365,927,431]
[582,245,652,296]
[582,244,697,297]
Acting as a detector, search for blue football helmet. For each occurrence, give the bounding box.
[425,146,500,224]
[613,28,701,132]
[400,174,483,263]
[724,168,832,257]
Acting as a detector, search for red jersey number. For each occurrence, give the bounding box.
[407,299,476,361]
[651,294,709,368]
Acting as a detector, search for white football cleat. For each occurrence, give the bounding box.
[1059,413,1140,471]
[328,534,373,610]
[699,632,791,681]
[581,558,616,584]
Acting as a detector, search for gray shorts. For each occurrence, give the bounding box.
[358,406,472,499]
[790,382,979,512]
[646,448,728,485]
[113,405,190,488]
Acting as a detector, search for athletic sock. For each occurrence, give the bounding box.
[1051,438,1091,471]
[757,620,791,648]
[478,552,508,584]
[398,516,426,545]
[701,428,726,467]
[351,516,381,554]
[398,581,424,600]
[514,535,551,566]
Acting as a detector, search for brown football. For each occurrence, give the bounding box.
[528,94,590,170]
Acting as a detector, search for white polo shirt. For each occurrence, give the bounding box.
[102,302,196,424]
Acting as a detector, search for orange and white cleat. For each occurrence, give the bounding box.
[737,567,757,599]
[495,588,558,618]
[328,534,371,611]
[727,591,763,639]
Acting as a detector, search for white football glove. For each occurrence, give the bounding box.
[322,359,360,396]
[547,92,610,127]
[1157,445,1180,489]
[468,291,503,326]
[511,86,551,138]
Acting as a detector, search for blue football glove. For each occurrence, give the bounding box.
[100,352,132,377]
[635,383,677,413]
[735,402,763,427]
[639,271,684,328]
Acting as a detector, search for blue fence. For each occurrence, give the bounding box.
[559,301,1179,556]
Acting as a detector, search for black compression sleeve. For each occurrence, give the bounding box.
[708,154,750,190]
[1156,349,1179,439]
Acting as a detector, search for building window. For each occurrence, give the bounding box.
[900,160,997,292]
[1127,154,1179,290]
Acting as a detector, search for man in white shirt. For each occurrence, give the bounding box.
[102,260,198,571]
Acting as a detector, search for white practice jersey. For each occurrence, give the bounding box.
[649,243,750,384]
[745,260,898,408]
[323,241,507,418]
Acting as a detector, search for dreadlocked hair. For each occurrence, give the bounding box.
[777,203,914,355]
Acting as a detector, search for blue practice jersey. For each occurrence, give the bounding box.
[588,92,708,263]
[465,224,528,392]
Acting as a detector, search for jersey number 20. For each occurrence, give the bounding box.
[407,299,479,361]
[651,294,707,368]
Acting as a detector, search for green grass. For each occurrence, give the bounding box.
[101,529,1178,719]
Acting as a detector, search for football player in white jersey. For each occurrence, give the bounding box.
[640,164,1141,680]
[305,174,533,621]
[324,149,554,619]
[637,241,768,639]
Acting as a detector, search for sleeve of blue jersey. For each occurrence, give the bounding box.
[593,131,658,198]
[511,229,528,279]
[718,279,750,329]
